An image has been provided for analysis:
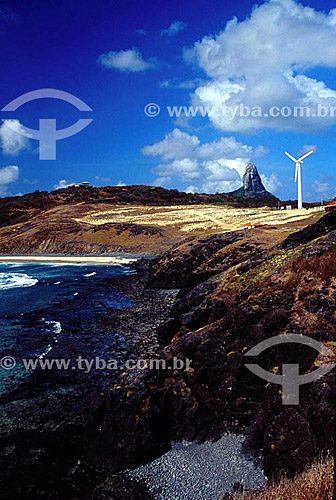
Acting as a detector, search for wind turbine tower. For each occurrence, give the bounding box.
[285,150,314,209]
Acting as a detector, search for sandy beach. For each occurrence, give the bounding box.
[0,254,139,265]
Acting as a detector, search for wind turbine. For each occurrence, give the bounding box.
[285,150,314,209]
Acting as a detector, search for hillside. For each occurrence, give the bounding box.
[82,211,335,487]
[0,196,334,498]
[0,196,318,256]
[0,185,280,229]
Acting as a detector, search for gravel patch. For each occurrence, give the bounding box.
[128,433,267,500]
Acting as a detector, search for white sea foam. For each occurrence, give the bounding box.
[83,272,97,277]
[44,320,62,335]
[38,344,53,359]
[37,320,62,358]
[0,272,38,290]
[0,255,138,265]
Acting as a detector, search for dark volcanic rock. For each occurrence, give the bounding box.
[242,163,269,197]
[148,232,245,290]
[231,163,272,198]
[280,210,336,249]
[246,370,335,478]
[0,268,174,500]
[2,215,335,497]
[81,219,335,485]
[129,220,335,479]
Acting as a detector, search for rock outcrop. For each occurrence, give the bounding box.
[85,212,335,481]
[243,163,269,197]
[231,163,272,198]
[1,210,334,498]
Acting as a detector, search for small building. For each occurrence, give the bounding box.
[325,202,336,212]
[73,181,90,188]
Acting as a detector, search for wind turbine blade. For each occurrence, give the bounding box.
[285,151,298,162]
[298,150,314,162]
[294,163,298,182]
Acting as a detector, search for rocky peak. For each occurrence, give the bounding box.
[229,163,272,198]
[242,163,268,197]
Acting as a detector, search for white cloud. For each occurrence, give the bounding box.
[260,173,282,193]
[185,185,199,193]
[184,0,336,132]
[152,176,171,187]
[0,120,31,155]
[94,175,113,184]
[201,160,242,193]
[117,180,127,186]
[23,178,39,185]
[135,29,148,36]
[98,47,157,72]
[53,179,76,190]
[159,79,203,89]
[0,165,19,184]
[0,165,19,196]
[311,178,332,195]
[298,144,318,157]
[173,114,193,130]
[142,128,200,161]
[142,128,265,193]
[155,158,200,181]
[160,20,187,36]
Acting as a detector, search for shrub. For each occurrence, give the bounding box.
[236,456,334,500]
[289,251,336,286]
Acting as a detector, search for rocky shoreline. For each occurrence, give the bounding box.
[1,212,335,499]
[0,260,177,500]
[82,213,335,493]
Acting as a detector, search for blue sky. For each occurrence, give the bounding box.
[1,0,336,201]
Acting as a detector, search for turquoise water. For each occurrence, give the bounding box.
[0,262,133,395]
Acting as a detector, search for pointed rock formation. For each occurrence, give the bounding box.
[230,163,272,198]
[242,163,269,197]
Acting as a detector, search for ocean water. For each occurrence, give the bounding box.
[0,262,134,396]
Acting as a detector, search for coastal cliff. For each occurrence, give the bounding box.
[85,211,335,483]
[0,206,334,499]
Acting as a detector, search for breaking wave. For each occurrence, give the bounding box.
[0,272,38,290]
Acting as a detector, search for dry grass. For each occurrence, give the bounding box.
[289,251,336,286]
[236,456,334,500]
[75,205,315,233]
